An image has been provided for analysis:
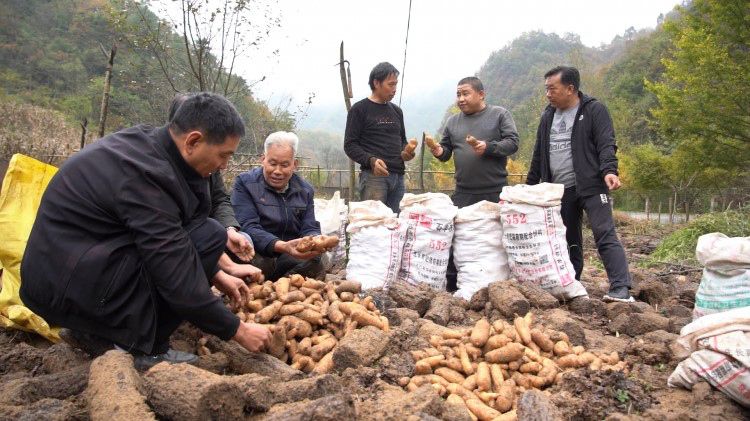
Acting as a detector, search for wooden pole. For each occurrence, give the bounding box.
[79,118,88,149]
[419,132,426,192]
[657,201,662,224]
[97,43,117,138]
[338,42,355,203]
[669,194,675,224]
[645,196,650,221]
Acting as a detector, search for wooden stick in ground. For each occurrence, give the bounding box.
[87,350,155,421]
[339,41,355,202]
[419,132,426,192]
[142,362,245,421]
[97,43,117,138]
[79,118,88,149]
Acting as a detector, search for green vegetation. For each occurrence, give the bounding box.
[476,29,657,163]
[647,0,749,151]
[474,1,748,215]
[297,130,349,170]
[650,208,750,265]
[1,0,747,210]
[615,388,630,404]
[0,0,293,163]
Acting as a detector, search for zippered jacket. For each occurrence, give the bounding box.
[526,92,618,196]
[232,167,321,257]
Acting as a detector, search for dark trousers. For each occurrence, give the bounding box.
[560,186,631,289]
[150,218,227,353]
[359,170,405,215]
[446,190,502,292]
[251,254,324,282]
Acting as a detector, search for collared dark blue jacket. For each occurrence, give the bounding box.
[232,167,320,257]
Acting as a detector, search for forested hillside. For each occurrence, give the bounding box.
[447,0,748,210]
[0,0,293,160]
[1,0,746,210]
[468,27,659,166]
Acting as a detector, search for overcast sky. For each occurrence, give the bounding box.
[239,0,680,111]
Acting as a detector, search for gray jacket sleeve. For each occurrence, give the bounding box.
[209,172,239,228]
[437,125,454,162]
[483,108,519,158]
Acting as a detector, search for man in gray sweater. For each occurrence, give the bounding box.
[429,76,519,207]
[429,76,519,291]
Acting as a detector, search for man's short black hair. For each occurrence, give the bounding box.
[368,62,400,91]
[169,92,245,144]
[167,93,190,123]
[457,76,484,92]
[544,66,580,91]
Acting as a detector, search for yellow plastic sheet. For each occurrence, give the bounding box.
[0,154,59,341]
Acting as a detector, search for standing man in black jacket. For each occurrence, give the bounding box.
[526,66,633,303]
[344,62,415,214]
[20,93,271,368]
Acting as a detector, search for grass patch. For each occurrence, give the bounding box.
[615,388,630,404]
[649,208,750,265]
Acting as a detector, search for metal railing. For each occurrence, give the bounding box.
[222,157,527,199]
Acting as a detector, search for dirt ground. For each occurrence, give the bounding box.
[0,214,748,420]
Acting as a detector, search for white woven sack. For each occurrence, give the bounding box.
[314,191,348,270]
[397,193,458,290]
[499,184,587,300]
[345,200,404,290]
[693,233,750,319]
[453,200,510,300]
[499,182,564,207]
[668,307,750,407]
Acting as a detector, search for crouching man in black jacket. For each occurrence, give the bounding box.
[527,66,633,303]
[20,92,271,369]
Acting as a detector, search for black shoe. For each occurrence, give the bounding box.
[133,349,199,371]
[59,328,114,357]
[603,286,635,303]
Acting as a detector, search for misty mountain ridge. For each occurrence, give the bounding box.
[296,28,654,158]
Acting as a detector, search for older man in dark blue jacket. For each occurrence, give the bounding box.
[232,131,324,281]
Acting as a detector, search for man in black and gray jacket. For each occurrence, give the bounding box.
[527,66,633,303]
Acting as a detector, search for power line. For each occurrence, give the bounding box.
[398,0,413,107]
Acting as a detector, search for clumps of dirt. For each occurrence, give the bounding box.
[0,342,45,375]
[626,330,680,365]
[549,368,654,419]
[0,396,88,421]
[373,319,423,383]
[0,214,747,419]
[0,329,90,420]
[41,342,89,374]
